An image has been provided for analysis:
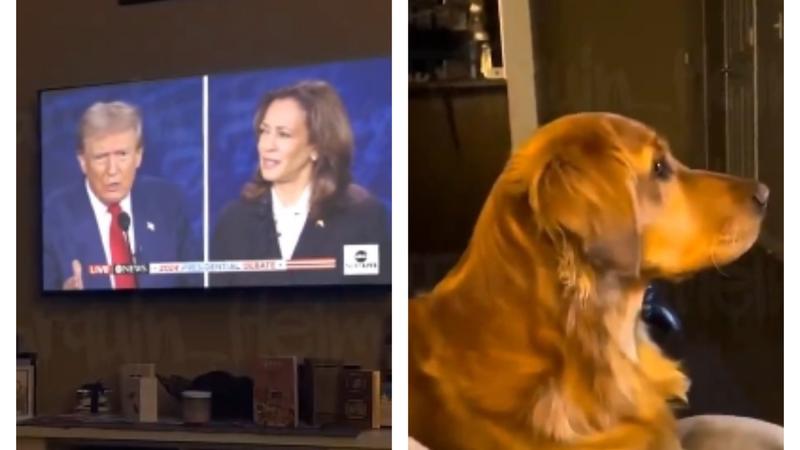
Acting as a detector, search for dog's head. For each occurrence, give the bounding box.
[509,112,767,281]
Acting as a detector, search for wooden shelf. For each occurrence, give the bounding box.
[409,78,507,91]
[18,419,390,449]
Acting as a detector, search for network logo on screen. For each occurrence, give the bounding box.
[343,245,380,276]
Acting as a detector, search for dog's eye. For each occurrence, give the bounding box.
[652,158,672,180]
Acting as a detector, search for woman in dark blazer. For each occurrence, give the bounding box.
[211,80,390,287]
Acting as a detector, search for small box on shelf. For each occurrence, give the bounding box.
[120,363,157,422]
[340,368,381,430]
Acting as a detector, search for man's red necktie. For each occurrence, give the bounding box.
[108,203,137,289]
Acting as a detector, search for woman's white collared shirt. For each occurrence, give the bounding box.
[271,185,311,260]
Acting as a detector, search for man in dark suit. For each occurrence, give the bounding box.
[42,101,199,291]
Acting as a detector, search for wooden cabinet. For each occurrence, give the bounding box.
[705,0,783,258]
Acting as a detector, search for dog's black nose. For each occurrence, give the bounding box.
[753,182,770,211]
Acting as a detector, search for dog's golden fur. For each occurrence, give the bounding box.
[409,113,767,450]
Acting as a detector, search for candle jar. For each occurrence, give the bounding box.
[181,390,212,425]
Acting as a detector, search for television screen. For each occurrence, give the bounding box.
[40,57,391,292]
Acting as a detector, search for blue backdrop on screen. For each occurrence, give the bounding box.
[39,78,205,240]
[207,57,392,233]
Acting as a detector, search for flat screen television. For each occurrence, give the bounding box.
[39,57,391,292]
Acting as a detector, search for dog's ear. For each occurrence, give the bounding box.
[531,137,642,277]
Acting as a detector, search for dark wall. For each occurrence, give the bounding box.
[703,0,783,253]
[18,0,391,415]
[756,0,784,251]
[662,245,783,425]
[530,0,706,169]
[409,82,511,256]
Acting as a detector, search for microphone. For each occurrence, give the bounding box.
[117,211,140,286]
[117,211,130,230]
[117,212,135,261]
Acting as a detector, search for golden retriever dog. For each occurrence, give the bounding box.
[409,112,777,450]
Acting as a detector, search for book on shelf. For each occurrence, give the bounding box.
[299,358,342,427]
[253,356,298,428]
